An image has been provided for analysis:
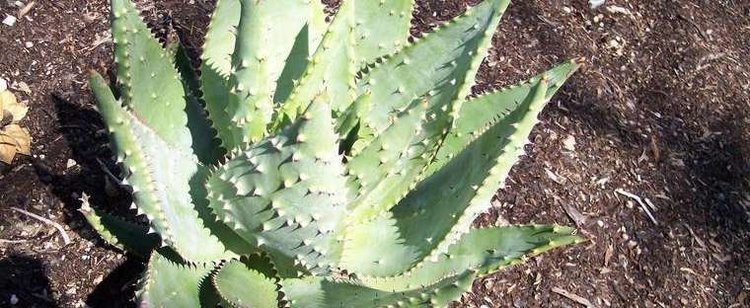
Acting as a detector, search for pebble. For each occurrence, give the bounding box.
[9,294,18,305]
[589,0,606,9]
[2,15,16,27]
[563,135,576,152]
[66,158,77,169]
[25,41,33,48]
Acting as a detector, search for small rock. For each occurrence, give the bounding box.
[66,158,77,169]
[9,294,18,305]
[627,240,638,249]
[25,41,33,48]
[0,77,6,92]
[589,0,606,9]
[563,135,576,152]
[2,15,16,27]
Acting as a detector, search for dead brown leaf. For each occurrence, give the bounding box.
[0,90,28,121]
[0,90,31,164]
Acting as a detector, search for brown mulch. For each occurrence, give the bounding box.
[1,0,749,307]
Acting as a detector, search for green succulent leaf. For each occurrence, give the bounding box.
[359,225,579,291]
[201,0,241,78]
[425,60,581,176]
[90,72,230,262]
[280,271,474,308]
[344,98,429,219]
[392,73,552,267]
[200,0,241,151]
[339,212,419,277]
[110,0,191,150]
[171,40,223,165]
[214,259,281,308]
[207,95,349,272]
[350,0,415,66]
[355,0,510,142]
[224,0,328,145]
[286,225,578,307]
[139,249,216,307]
[275,0,416,126]
[331,1,512,227]
[78,197,158,257]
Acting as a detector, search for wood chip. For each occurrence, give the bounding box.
[17,1,35,19]
[545,168,566,184]
[603,243,614,267]
[552,287,596,307]
[561,203,587,226]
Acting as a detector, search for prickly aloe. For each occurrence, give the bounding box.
[85,0,583,306]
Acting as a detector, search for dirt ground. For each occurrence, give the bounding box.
[1,0,749,307]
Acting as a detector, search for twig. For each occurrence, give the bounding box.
[644,197,658,212]
[551,287,596,307]
[96,157,122,183]
[10,207,71,245]
[0,238,29,244]
[85,32,111,53]
[17,1,36,18]
[615,189,658,225]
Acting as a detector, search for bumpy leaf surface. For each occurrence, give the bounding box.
[88,0,583,306]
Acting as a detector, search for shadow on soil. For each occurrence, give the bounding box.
[0,254,56,307]
[42,93,144,306]
[554,72,750,300]
[85,255,143,308]
[509,0,749,301]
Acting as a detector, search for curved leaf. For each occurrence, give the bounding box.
[207,96,350,272]
[111,0,190,149]
[90,72,230,262]
[139,249,216,307]
[392,74,551,266]
[214,260,280,308]
[78,195,158,257]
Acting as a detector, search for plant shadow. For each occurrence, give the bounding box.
[85,255,143,308]
[0,254,57,307]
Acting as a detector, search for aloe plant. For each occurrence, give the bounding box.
[84,0,582,306]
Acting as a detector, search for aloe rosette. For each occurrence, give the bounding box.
[83,0,583,306]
